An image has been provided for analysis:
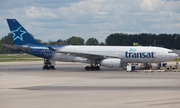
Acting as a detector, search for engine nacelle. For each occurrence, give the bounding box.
[100,58,121,68]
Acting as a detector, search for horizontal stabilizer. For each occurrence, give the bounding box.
[3,44,29,52]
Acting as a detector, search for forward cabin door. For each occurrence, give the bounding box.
[157,49,164,62]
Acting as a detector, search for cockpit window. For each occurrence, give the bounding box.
[168,51,174,53]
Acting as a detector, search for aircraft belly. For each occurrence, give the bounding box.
[126,58,156,63]
[51,53,76,62]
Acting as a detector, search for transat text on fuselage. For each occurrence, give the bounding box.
[125,48,155,58]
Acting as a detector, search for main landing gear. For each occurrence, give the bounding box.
[85,66,100,71]
[43,59,56,70]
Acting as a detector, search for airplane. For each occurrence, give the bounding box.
[4,19,178,70]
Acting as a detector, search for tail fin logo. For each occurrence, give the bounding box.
[11,26,27,41]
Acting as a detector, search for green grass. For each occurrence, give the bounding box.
[0,54,42,62]
[171,58,180,62]
[0,54,38,58]
[0,59,43,62]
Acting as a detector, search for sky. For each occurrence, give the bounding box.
[0,0,180,43]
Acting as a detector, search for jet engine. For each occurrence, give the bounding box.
[100,58,121,68]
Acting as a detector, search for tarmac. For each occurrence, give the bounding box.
[0,61,180,108]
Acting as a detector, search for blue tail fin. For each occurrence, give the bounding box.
[6,19,42,45]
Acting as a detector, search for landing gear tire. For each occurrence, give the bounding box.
[43,59,56,70]
[95,66,100,70]
[51,66,56,70]
[85,66,100,71]
[85,66,90,70]
[91,66,95,70]
[43,64,56,70]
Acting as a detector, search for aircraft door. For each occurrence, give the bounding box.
[157,49,164,61]
[158,49,163,57]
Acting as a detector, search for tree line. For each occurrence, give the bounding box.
[106,33,180,49]
[0,33,105,54]
[0,32,180,54]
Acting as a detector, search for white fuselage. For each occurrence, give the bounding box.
[51,46,178,64]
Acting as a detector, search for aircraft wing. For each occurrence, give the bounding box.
[48,47,122,60]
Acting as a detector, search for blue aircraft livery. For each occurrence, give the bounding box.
[7,19,42,45]
[125,48,155,58]
[11,26,26,41]
[129,48,136,52]
[28,46,55,59]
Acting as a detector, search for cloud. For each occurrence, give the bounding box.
[140,0,163,11]
[0,0,180,42]
[0,0,84,9]
[25,7,56,18]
